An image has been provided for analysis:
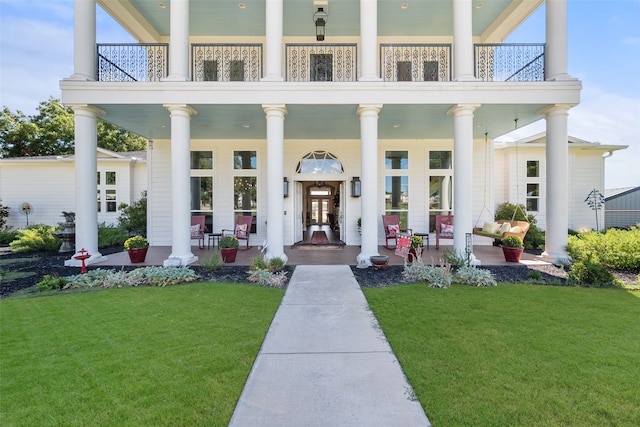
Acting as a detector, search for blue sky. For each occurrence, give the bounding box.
[1,0,638,188]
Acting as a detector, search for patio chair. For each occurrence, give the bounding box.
[382,214,412,249]
[435,214,454,249]
[222,215,252,250]
[191,215,206,249]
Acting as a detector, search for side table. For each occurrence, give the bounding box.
[208,233,222,249]
[414,233,430,249]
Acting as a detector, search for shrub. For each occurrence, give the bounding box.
[410,235,423,248]
[117,191,147,236]
[454,266,497,287]
[219,236,239,248]
[247,269,288,288]
[0,227,17,245]
[567,259,616,288]
[567,227,640,270]
[98,223,128,248]
[0,198,9,229]
[495,202,537,224]
[501,235,523,248]
[402,257,453,288]
[442,248,474,267]
[36,275,68,292]
[65,267,199,289]
[124,236,148,250]
[9,225,62,253]
[201,252,224,271]
[528,270,543,282]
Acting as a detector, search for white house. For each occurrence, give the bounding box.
[494,133,627,231]
[0,149,146,229]
[59,0,582,266]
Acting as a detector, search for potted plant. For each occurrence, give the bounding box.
[408,235,423,262]
[501,235,524,262]
[124,235,149,263]
[219,235,239,263]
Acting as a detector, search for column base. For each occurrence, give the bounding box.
[542,250,570,267]
[65,252,106,267]
[163,254,198,267]
[261,75,285,82]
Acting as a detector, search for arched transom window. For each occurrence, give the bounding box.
[296,151,343,174]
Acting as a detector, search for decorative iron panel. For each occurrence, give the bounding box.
[97,44,168,82]
[380,44,452,82]
[192,44,262,82]
[286,44,356,82]
[475,44,545,82]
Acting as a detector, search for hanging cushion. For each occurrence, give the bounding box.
[482,222,500,234]
[235,223,248,235]
[441,223,454,234]
[387,224,401,235]
[498,222,511,234]
[510,225,523,233]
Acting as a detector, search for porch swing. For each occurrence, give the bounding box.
[472,126,530,242]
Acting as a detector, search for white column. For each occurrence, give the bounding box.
[69,0,96,81]
[453,0,475,81]
[66,105,105,266]
[448,104,480,262]
[542,104,571,264]
[164,104,197,266]
[357,104,383,267]
[263,105,288,262]
[359,0,380,81]
[546,0,571,81]
[165,0,190,81]
[263,0,284,81]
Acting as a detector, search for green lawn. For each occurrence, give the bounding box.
[364,284,640,426]
[1,283,283,426]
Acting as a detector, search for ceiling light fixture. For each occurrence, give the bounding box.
[401,3,409,10]
[475,3,484,9]
[238,3,246,9]
[157,2,166,9]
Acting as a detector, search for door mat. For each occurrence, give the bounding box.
[310,231,330,244]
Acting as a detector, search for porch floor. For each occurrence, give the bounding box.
[93,244,554,267]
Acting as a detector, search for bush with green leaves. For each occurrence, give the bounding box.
[9,225,62,253]
[454,266,497,287]
[0,198,9,229]
[567,226,640,270]
[36,275,68,292]
[98,223,128,248]
[65,266,199,289]
[0,227,17,245]
[402,257,453,288]
[117,191,147,236]
[567,259,617,288]
[248,255,288,287]
[200,252,224,271]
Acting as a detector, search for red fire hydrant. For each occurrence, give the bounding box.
[73,248,91,274]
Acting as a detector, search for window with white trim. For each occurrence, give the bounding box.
[190,151,213,233]
[428,150,453,232]
[385,151,409,229]
[526,160,540,212]
[233,151,257,233]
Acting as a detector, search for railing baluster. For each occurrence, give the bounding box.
[285,44,357,82]
[97,43,168,82]
[191,44,262,82]
[474,44,545,82]
[379,44,452,82]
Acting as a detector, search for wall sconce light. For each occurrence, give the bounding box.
[283,177,289,198]
[313,7,327,41]
[351,176,361,197]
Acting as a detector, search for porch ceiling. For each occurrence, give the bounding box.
[94,103,543,141]
[108,0,537,42]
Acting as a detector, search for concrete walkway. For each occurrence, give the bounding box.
[229,265,431,427]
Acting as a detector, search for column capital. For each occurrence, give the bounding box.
[68,104,106,116]
[537,103,574,117]
[447,104,480,116]
[357,104,383,118]
[163,104,198,117]
[262,104,288,117]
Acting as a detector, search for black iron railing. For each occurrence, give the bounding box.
[474,43,545,82]
[192,44,262,82]
[380,44,452,82]
[97,43,168,82]
[286,44,357,82]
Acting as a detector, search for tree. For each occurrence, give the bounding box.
[0,98,146,157]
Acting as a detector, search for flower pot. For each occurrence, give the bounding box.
[221,247,238,263]
[370,255,389,270]
[127,247,148,263]
[502,246,524,263]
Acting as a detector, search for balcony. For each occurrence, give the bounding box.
[380,44,452,82]
[95,43,545,83]
[192,44,263,82]
[285,44,357,82]
[474,44,545,82]
[97,43,168,82]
